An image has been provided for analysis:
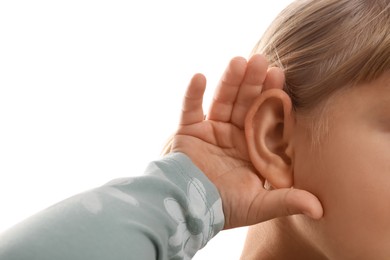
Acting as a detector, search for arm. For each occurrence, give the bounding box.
[0,56,260,260]
[0,153,222,260]
[0,54,323,260]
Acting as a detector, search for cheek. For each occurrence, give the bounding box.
[293,133,390,258]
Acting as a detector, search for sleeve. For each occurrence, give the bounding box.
[0,152,225,260]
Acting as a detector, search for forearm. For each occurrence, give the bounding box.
[0,153,224,260]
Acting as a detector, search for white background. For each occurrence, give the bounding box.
[0,1,293,259]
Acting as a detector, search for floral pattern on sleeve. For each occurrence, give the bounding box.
[164,177,223,260]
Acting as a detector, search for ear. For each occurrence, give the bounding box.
[245,89,295,188]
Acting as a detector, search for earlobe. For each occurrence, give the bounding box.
[245,89,295,188]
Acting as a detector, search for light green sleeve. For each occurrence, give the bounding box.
[0,152,225,260]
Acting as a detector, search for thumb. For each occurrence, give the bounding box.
[249,188,323,225]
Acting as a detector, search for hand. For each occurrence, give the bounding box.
[171,54,323,229]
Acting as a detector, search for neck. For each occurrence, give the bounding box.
[240,217,327,260]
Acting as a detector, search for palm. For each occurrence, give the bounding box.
[174,119,249,178]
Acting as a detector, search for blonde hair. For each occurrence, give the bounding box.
[252,0,390,111]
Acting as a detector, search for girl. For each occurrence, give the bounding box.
[238,0,390,259]
[1,0,389,259]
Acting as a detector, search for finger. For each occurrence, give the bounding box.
[207,56,247,122]
[263,67,285,91]
[231,54,268,128]
[248,188,323,225]
[179,73,207,126]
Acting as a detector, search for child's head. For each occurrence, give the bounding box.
[245,0,390,258]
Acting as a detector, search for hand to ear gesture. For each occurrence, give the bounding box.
[171,54,323,229]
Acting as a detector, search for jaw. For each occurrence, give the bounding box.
[241,217,327,260]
